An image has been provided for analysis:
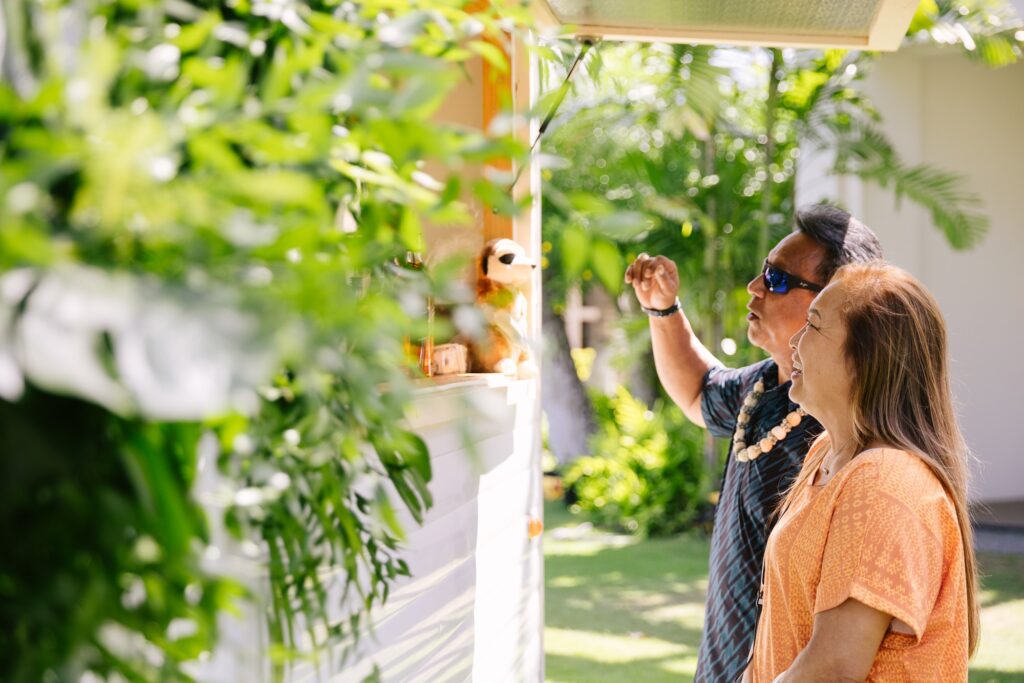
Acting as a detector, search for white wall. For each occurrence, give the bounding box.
[797,47,1024,503]
[334,378,545,682]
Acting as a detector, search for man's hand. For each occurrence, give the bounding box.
[624,252,714,427]
[624,253,680,310]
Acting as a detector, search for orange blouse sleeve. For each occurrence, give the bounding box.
[813,456,947,643]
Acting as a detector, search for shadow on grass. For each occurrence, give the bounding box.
[545,653,693,683]
[545,511,710,672]
[977,552,1024,608]
[969,670,1024,683]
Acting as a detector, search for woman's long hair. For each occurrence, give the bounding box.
[780,262,980,655]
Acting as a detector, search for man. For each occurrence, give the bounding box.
[624,204,883,683]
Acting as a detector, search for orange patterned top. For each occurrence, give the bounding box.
[750,440,968,682]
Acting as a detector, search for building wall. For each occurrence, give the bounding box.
[797,47,1024,503]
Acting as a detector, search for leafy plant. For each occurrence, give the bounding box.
[0,0,533,680]
[565,386,705,536]
[0,388,242,681]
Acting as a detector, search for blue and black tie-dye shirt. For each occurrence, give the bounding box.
[695,359,822,683]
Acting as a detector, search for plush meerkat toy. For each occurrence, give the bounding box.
[471,238,538,377]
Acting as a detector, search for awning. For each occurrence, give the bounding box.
[531,0,920,50]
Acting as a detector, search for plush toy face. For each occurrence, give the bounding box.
[482,238,536,286]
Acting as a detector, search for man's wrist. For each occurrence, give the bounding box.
[641,297,681,317]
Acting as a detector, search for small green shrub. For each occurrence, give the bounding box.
[565,386,704,536]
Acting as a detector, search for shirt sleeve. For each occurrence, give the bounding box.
[813,457,948,644]
[700,359,772,439]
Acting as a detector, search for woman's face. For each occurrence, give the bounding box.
[788,281,855,422]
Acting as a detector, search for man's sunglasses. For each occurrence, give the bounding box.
[762,260,824,294]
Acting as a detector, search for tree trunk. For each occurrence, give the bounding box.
[541,294,596,467]
[702,136,723,477]
[760,48,782,259]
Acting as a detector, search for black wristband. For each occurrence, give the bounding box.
[641,297,681,317]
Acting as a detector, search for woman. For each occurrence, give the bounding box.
[744,262,979,682]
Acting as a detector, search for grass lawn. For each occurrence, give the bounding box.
[543,502,1024,683]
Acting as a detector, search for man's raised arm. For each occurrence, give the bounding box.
[624,254,722,427]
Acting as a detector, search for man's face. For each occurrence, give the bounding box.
[745,232,827,365]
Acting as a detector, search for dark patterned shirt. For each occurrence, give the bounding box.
[695,359,822,683]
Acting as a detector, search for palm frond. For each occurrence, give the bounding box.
[833,121,988,249]
[674,45,725,122]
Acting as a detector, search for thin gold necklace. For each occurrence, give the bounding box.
[820,440,853,477]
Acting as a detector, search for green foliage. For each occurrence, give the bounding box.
[565,387,705,537]
[906,0,1023,67]
[0,388,243,681]
[0,0,532,680]
[541,16,1007,387]
[541,41,800,363]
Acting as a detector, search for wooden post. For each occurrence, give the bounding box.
[563,286,602,349]
[468,0,515,243]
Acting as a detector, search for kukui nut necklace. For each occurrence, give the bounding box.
[732,379,806,462]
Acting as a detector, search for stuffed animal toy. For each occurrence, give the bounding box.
[471,238,537,377]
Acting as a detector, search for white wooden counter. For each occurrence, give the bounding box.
[195,375,544,683]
